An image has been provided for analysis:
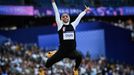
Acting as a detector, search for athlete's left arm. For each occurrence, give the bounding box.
[71,7,91,29]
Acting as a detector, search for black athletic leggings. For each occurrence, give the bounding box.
[45,48,82,70]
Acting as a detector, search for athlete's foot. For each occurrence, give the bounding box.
[46,50,57,58]
[73,68,78,75]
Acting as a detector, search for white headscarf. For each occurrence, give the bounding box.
[61,13,70,25]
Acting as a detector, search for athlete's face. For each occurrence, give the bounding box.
[61,13,70,23]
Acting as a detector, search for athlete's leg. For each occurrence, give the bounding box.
[74,51,82,70]
[45,50,65,68]
[67,50,82,75]
[68,50,82,69]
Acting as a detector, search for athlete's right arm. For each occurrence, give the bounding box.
[52,0,62,30]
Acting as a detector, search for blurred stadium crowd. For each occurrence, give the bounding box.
[84,18,134,31]
[107,19,134,40]
[83,18,134,41]
[108,19,134,31]
[0,40,134,75]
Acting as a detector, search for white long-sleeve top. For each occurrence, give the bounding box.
[52,2,86,31]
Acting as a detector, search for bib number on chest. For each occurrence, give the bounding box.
[63,32,74,40]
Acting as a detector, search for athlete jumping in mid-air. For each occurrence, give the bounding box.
[45,0,90,75]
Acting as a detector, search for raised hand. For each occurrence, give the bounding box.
[84,6,91,13]
[51,0,55,2]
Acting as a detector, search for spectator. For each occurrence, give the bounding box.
[0,42,133,74]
